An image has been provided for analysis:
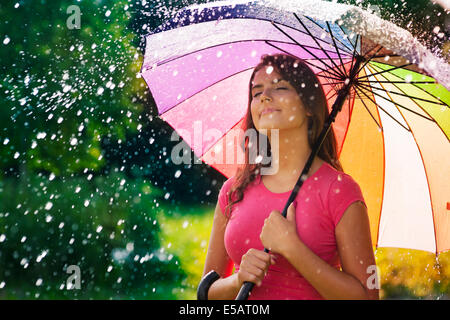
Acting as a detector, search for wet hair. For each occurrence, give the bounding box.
[224,53,343,218]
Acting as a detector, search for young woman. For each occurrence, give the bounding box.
[202,54,379,300]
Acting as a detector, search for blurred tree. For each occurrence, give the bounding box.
[0,0,186,299]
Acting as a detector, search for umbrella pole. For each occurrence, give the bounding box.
[198,56,364,301]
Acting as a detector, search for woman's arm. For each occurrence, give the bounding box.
[202,201,239,300]
[203,201,276,299]
[261,201,379,300]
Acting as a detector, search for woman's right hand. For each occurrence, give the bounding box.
[237,248,276,287]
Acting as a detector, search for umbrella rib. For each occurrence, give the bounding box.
[158,66,255,115]
[365,65,450,137]
[200,117,245,159]
[355,45,384,76]
[148,38,348,70]
[326,88,339,100]
[348,34,360,78]
[337,24,359,53]
[304,16,355,53]
[325,21,348,78]
[357,62,413,80]
[354,86,411,132]
[315,73,344,82]
[356,83,435,122]
[293,13,347,79]
[357,80,437,84]
[357,81,446,107]
[270,22,345,80]
[363,64,449,109]
[354,88,384,131]
[252,16,353,55]
[264,41,344,80]
[369,54,402,59]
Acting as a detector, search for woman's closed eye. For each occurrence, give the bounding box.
[253,87,288,98]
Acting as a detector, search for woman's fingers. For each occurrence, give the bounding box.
[239,249,276,286]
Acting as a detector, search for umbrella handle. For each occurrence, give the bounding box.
[197,270,220,300]
[236,281,255,300]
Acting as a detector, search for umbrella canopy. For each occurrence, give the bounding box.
[140,0,450,255]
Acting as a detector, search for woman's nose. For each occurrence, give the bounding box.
[260,90,272,103]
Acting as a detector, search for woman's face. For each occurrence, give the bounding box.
[250,66,311,132]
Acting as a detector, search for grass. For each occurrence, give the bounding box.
[157,205,214,300]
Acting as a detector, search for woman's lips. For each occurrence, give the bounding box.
[260,108,281,117]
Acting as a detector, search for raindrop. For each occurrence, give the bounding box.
[174,170,182,178]
[3,36,10,45]
[265,66,274,75]
[36,250,48,262]
[45,202,53,210]
[97,87,104,95]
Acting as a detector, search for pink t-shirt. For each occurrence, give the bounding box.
[218,161,366,300]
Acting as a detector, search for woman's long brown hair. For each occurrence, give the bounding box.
[224,53,343,218]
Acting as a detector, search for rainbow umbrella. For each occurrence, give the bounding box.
[141,0,450,258]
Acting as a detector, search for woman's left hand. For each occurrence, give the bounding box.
[260,202,300,256]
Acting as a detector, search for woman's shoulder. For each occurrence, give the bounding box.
[320,163,366,226]
[321,164,364,200]
[219,176,236,193]
[321,162,359,187]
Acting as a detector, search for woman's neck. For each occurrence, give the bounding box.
[268,126,312,179]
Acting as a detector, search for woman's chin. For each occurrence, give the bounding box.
[256,120,296,131]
